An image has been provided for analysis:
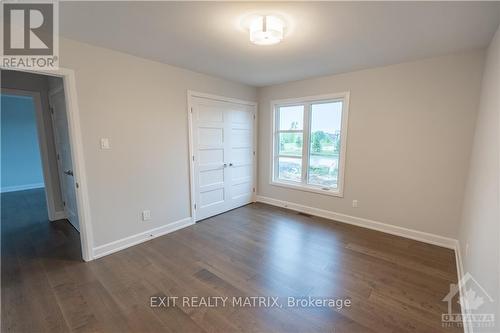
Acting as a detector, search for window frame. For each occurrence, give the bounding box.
[270,92,350,197]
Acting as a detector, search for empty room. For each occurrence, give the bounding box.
[1,1,499,333]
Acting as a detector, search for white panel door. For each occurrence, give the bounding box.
[227,105,255,210]
[191,96,255,221]
[192,98,229,221]
[49,89,80,231]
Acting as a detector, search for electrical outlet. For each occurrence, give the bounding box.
[142,210,151,221]
[352,200,358,208]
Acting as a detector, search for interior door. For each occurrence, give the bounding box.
[191,96,255,221]
[227,105,255,210]
[49,89,80,231]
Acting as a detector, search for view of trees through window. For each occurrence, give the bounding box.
[308,102,342,188]
[277,105,303,182]
[276,101,343,189]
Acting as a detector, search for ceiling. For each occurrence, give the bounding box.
[60,2,500,87]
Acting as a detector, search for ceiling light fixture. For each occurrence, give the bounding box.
[249,15,284,46]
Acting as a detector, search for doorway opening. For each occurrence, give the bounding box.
[1,94,45,194]
[1,69,85,260]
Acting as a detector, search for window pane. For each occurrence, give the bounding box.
[279,105,304,130]
[308,155,339,188]
[278,132,303,157]
[308,101,343,188]
[278,157,302,182]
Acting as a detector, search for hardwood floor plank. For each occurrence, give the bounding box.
[1,190,462,333]
[16,243,69,332]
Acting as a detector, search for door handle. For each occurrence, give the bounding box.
[229,163,233,167]
[64,170,74,176]
[223,163,227,168]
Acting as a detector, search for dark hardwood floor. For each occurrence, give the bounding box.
[1,189,462,332]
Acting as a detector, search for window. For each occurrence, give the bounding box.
[271,93,349,196]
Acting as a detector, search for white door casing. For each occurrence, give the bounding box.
[49,88,80,231]
[1,66,94,261]
[189,92,256,221]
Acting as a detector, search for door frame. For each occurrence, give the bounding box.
[1,66,94,261]
[187,90,258,223]
[1,88,66,221]
[48,86,78,229]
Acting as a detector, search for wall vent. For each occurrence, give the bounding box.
[297,212,313,218]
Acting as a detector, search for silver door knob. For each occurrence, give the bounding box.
[64,170,74,176]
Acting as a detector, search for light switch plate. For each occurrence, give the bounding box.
[100,138,110,149]
[142,210,151,221]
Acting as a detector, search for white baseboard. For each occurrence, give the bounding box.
[49,210,67,221]
[454,241,465,285]
[257,195,471,330]
[93,217,194,259]
[1,183,44,193]
[454,241,473,333]
[256,195,457,249]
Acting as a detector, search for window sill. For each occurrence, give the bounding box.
[270,180,344,198]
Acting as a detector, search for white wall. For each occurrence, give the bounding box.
[459,26,500,331]
[58,38,257,248]
[257,51,485,238]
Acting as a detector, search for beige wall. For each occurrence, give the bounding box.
[257,51,485,238]
[8,37,489,257]
[459,26,500,329]
[58,38,257,247]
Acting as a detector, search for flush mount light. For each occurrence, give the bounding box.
[249,15,284,45]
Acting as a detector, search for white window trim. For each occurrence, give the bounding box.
[270,92,350,197]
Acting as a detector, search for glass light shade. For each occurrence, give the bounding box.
[249,15,284,45]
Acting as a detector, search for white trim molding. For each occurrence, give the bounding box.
[256,195,470,329]
[270,92,350,198]
[0,183,44,193]
[187,90,258,107]
[453,241,473,333]
[93,217,194,259]
[256,195,457,249]
[1,66,95,262]
[52,210,67,221]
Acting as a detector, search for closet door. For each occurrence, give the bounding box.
[226,105,255,210]
[192,98,230,220]
[191,96,255,221]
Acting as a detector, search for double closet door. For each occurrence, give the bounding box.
[191,96,256,221]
